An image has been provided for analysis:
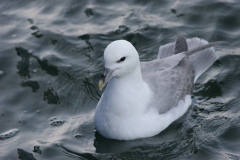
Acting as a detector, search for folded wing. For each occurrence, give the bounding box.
[141,37,223,113]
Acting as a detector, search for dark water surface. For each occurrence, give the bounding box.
[0,0,240,159]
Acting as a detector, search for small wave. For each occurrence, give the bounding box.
[0,129,19,140]
[50,120,65,126]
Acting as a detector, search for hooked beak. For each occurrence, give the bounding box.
[98,68,115,91]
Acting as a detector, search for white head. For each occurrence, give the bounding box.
[98,40,140,90]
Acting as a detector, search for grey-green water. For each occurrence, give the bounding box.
[0,0,240,159]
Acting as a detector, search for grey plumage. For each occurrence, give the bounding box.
[174,36,188,54]
[141,37,222,114]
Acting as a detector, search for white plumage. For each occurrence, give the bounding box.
[94,37,222,140]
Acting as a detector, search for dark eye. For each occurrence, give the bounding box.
[117,57,126,63]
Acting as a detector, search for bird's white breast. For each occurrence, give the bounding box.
[94,77,160,140]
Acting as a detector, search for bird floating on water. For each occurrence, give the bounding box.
[94,37,224,140]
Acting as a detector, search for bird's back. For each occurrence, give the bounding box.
[141,37,218,114]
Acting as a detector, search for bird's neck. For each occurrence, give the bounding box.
[116,64,143,85]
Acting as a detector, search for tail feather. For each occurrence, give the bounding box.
[158,37,221,82]
[186,38,220,81]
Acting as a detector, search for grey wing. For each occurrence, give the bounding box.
[143,37,222,114]
[140,53,185,75]
[142,64,195,114]
[158,42,175,59]
[174,36,188,54]
[157,36,189,59]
